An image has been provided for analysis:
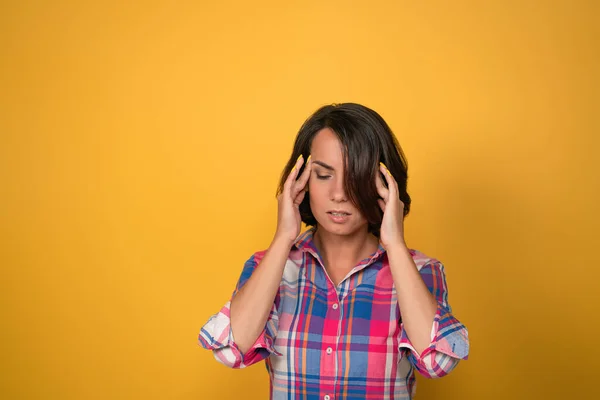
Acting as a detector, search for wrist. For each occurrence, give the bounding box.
[272,231,296,248]
[385,240,409,256]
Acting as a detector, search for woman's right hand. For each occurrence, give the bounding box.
[275,155,312,243]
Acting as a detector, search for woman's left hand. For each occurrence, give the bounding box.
[376,162,406,249]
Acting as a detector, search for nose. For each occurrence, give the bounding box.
[330,176,348,202]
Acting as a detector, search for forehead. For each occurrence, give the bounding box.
[310,128,344,166]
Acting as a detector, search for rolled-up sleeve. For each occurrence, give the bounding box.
[197,251,281,368]
[398,260,470,378]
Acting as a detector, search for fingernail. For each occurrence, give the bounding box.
[297,154,303,162]
[380,162,390,175]
[307,155,311,163]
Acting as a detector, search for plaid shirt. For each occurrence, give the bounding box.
[198,228,469,399]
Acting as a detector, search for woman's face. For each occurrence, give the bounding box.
[308,128,369,236]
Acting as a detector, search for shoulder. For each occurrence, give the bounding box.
[249,249,268,263]
[408,248,444,272]
[241,247,304,285]
[245,245,300,267]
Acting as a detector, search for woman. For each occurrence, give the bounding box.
[198,103,469,399]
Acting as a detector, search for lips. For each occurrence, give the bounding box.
[327,211,351,216]
[327,210,351,224]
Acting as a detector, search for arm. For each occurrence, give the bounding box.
[232,153,312,352]
[389,248,470,378]
[376,162,469,378]
[197,248,284,368]
[387,244,437,354]
[230,234,294,354]
[198,154,312,368]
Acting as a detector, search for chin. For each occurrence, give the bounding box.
[317,217,361,236]
[326,226,352,236]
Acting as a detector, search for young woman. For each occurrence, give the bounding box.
[198,103,469,399]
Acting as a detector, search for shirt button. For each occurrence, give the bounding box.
[326,347,332,354]
[332,303,338,310]
[324,396,331,400]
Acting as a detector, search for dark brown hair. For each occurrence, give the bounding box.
[276,103,411,236]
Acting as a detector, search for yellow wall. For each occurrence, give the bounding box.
[1,1,598,399]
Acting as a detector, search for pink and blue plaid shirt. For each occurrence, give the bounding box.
[198,228,469,399]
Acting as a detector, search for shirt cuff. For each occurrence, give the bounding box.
[398,302,470,377]
[198,301,281,368]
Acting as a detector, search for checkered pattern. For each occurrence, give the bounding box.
[199,228,469,399]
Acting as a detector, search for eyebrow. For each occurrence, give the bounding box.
[312,160,335,171]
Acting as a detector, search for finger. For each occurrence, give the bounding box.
[376,163,389,200]
[284,155,304,193]
[379,162,398,198]
[292,155,312,198]
[294,189,306,206]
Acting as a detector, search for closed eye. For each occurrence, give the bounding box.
[316,174,331,180]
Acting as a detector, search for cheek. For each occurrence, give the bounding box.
[307,179,318,195]
[308,181,326,206]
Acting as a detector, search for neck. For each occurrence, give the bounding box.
[313,225,379,270]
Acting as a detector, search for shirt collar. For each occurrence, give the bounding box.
[293,227,319,253]
[293,226,387,264]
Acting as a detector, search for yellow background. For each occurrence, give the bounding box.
[1,1,598,399]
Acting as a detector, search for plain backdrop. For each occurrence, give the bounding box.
[1,1,598,399]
